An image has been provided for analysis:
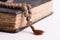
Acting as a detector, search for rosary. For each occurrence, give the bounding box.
[0,0,44,35]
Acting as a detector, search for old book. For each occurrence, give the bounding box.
[0,0,52,33]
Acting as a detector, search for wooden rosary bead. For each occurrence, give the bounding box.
[4,3,7,6]
[4,3,8,7]
[0,2,3,5]
[27,4,32,9]
[26,21,32,26]
[6,0,13,3]
[28,10,32,14]
[26,17,31,21]
[8,3,12,8]
[13,3,19,9]
[5,3,9,7]
[22,3,28,11]
[0,2,2,4]
[24,11,31,17]
[11,3,15,9]
[18,3,22,8]
[0,2,4,7]
[24,13,30,17]
[14,3,18,7]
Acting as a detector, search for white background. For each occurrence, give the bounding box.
[0,0,60,40]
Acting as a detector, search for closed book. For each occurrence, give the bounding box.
[0,0,52,33]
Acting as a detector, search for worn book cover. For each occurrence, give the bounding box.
[0,0,52,33]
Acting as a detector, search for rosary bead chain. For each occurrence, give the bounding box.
[0,0,44,35]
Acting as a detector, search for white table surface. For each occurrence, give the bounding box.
[0,0,60,40]
[0,12,59,40]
